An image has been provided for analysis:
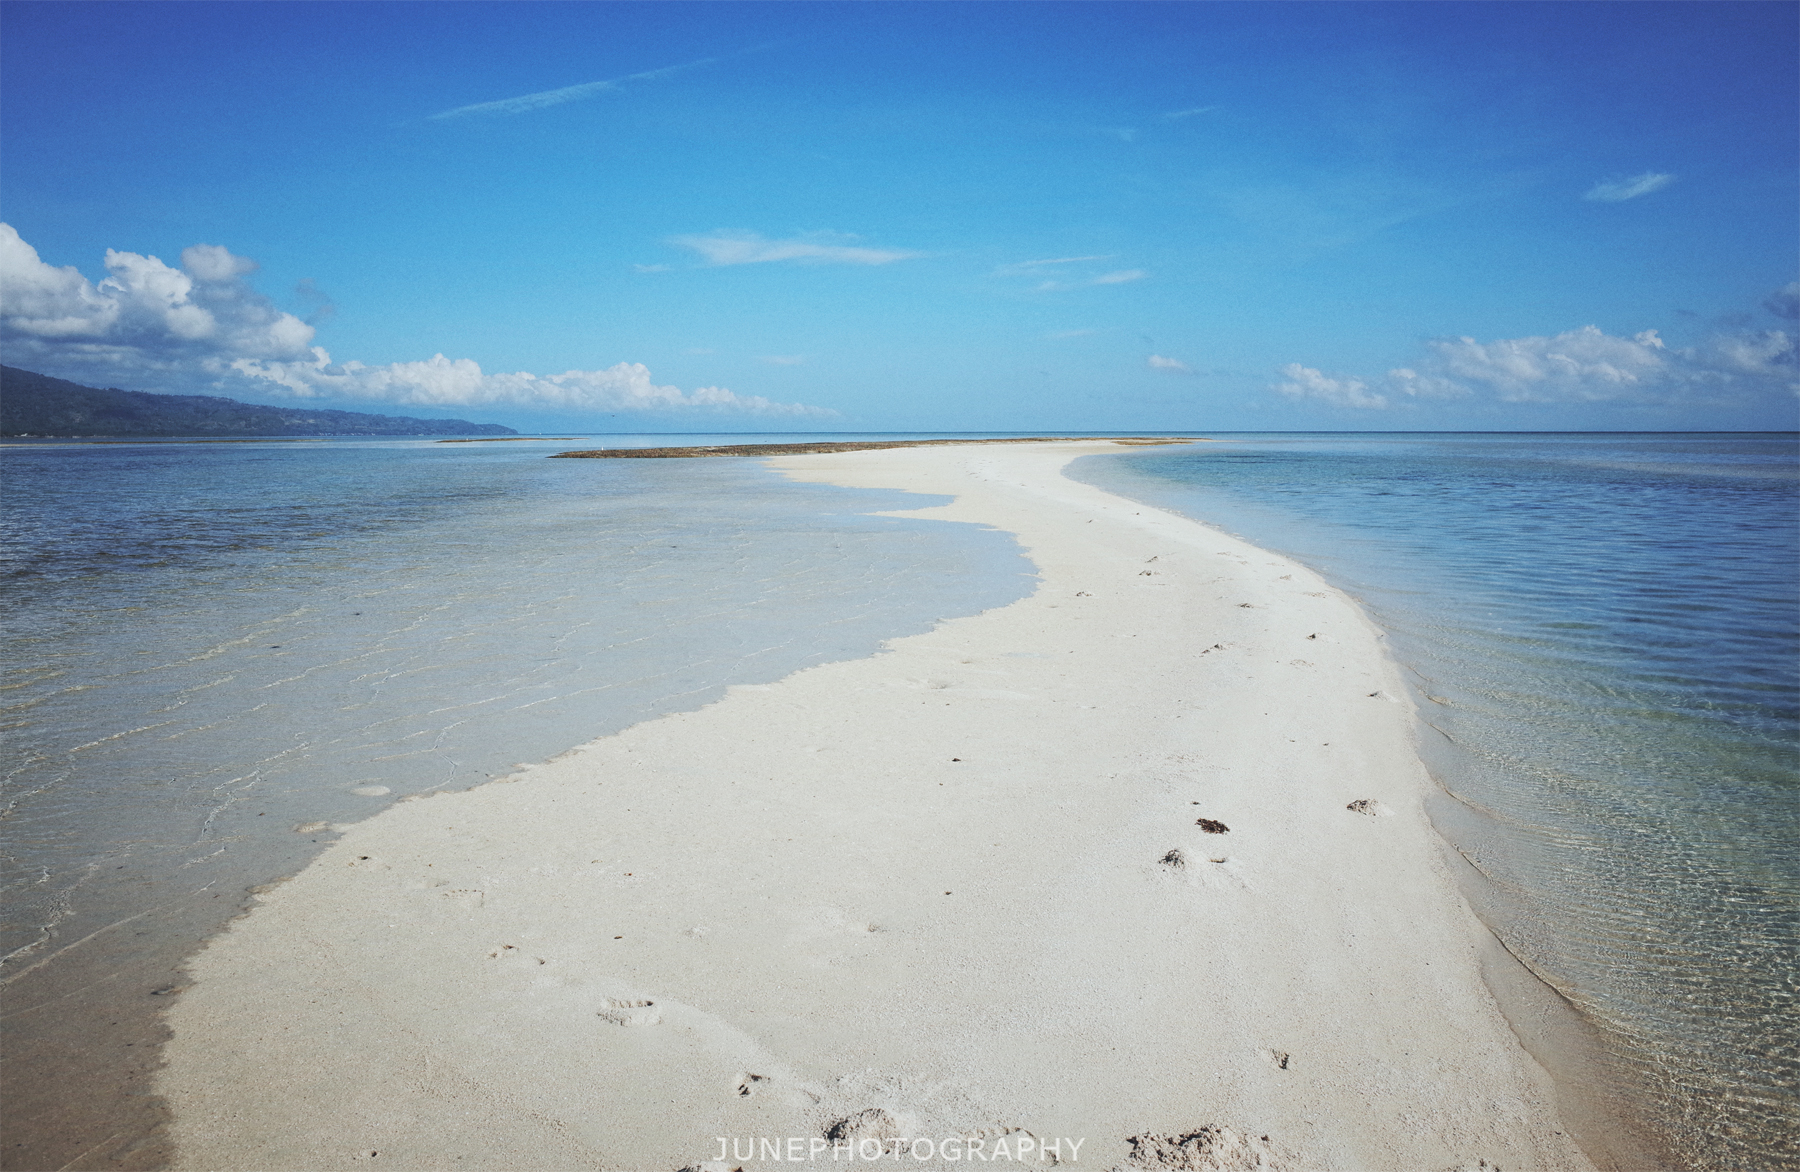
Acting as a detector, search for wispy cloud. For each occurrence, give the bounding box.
[427,56,718,121]
[1147,355,1194,374]
[673,231,921,267]
[1766,282,1799,321]
[992,255,1114,277]
[1163,106,1217,120]
[760,354,805,366]
[1047,328,1097,339]
[632,263,671,273]
[1001,257,1147,292]
[1583,172,1676,202]
[0,223,834,416]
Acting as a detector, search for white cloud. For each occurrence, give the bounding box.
[427,56,717,120]
[672,231,920,267]
[1164,106,1217,120]
[996,257,1143,290]
[1147,354,1194,374]
[0,223,314,358]
[1046,328,1097,339]
[1583,172,1676,202]
[1273,364,1390,409]
[759,354,805,366]
[1415,326,1673,401]
[1273,314,1797,410]
[993,255,1114,277]
[632,263,671,273]
[0,224,832,417]
[231,353,828,415]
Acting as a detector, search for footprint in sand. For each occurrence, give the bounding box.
[736,1072,771,1097]
[484,944,546,964]
[442,888,484,909]
[597,997,660,1027]
[1345,799,1393,817]
[825,1108,904,1142]
[1262,1049,1291,1070]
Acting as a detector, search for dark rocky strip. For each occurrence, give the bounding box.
[550,437,1197,459]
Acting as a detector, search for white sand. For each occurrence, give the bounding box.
[157,442,1592,1172]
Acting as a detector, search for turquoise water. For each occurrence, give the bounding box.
[0,433,1038,1170]
[6,431,1792,1170]
[1071,433,1799,1172]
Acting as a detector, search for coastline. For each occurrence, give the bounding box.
[155,441,1592,1171]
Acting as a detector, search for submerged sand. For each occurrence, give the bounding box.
[156,442,1592,1172]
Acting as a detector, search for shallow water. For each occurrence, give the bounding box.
[0,433,1037,1170]
[1072,433,1800,1172]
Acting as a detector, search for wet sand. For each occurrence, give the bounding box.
[155,441,1592,1171]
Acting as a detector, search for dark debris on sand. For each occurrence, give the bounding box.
[549,437,1197,459]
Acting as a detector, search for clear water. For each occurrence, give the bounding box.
[0,433,1037,1170]
[1071,433,1800,1172]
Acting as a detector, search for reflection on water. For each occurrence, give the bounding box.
[1073,433,1799,1172]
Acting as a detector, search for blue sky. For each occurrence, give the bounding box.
[2,1,1794,432]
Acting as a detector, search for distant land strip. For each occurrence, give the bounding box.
[438,437,581,442]
[0,366,516,438]
[550,437,1200,459]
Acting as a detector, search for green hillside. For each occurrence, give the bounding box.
[0,366,516,437]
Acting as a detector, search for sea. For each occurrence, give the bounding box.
[0,432,1037,1172]
[1073,433,1799,1172]
[1,431,1794,1172]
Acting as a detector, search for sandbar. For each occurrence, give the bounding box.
[156,441,1592,1171]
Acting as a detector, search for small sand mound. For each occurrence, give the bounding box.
[1118,1127,1292,1171]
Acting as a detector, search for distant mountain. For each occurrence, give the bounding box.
[0,367,517,437]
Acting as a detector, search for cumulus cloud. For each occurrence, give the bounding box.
[1583,172,1676,202]
[672,231,920,266]
[427,56,717,120]
[1273,310,1797,410]
[1147,354,1194,374]
[231,353,827,415]
[1273,365,1391,409]
[0,223,315,362]
[0,225,831,417]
